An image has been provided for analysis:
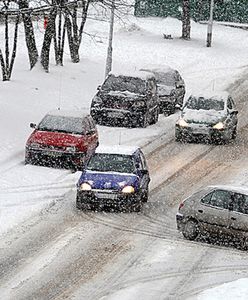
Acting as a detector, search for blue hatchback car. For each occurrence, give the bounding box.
[76,145,150,212]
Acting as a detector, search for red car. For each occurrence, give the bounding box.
[25,110,99,170]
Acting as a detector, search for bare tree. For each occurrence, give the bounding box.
[18,0,38,69]
[0,4,19,81]
[181,0,191,40]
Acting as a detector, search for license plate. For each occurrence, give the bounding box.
[108,111,124,118]
[44,151,62,157]
[95,192,118,200]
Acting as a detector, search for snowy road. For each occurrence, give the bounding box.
[1,80,248,300]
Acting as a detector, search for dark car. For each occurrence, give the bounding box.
[76,145,150,212]
[175,92,238,143]
[25,110,99,170]
[176,185,248,249]
[140,66,185,114]
[90,71,159,128]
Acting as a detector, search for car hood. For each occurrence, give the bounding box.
[27,130,82,147]
[78,170,139,191]
[157,84,174,96]
[182,108,226,125]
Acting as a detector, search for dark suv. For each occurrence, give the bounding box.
[90,71,159,128]
[141,66,185,114]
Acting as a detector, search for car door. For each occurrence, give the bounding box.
[194,189,232,234]
[229,192,248,235]
[147,78,158,116]
[84,117,98,153]
[174,72,185,106]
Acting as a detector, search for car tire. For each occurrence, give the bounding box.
[141,190,149,203]
[175,131,183,142]
[139,114,148,128]
[150,108,159,125]
[132,201,142,212]
[240,236,248,250]
[182,219,199,240]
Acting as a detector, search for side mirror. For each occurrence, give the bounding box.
[30,123,36,128]
[97,85,101,91]
[175,104,182,110]
[140,169,148,175]
[231,110,238,115]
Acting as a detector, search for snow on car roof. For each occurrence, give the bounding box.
[47,109,89,119]
[189,91,230,102]
[109,70,155,80]
[140,65,175,75]
[95,145,140,155]
[208,185,248,195]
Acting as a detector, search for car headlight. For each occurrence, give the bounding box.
[28,142,41,149]
[66,146,76,153]
[122,185,135,194]
[177,118,189,127]
[80,183,92,191]
[92,96,102,105]
[213,122,224,130]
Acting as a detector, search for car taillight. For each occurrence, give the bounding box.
[178,202,184,210]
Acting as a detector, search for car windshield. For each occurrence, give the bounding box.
[185,96,225,111]
[155,71,175,86]
[86,153,136,174]
[102,74,146,94]
[38,115,83,134]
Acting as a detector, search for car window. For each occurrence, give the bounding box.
[208,190,232,209]
[186,96,224,111]
[232,193,248,214]
[101,74,146,94]
[38,115,83,135]
[86,153,136,174]
[201,192,213,205]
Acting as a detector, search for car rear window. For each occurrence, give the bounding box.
[38,115,83,134]
[102,75,146,94]
[87,153,136,174]
[186,96,224,111]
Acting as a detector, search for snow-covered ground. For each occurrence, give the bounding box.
[1,5,248,298]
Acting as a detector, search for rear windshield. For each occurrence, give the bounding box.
[87,153,136,174]
[102,75,146,94]
[38,115,83,134]
[186,96,224,111]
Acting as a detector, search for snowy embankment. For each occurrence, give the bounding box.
[1,6,248,298]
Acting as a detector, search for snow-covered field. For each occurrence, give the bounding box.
[1,4,248,299]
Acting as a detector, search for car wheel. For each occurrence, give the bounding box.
[139,114,148,128]
[240,236,248,250]
[232,126,237,139]
[141,190,149,203]
[182,219,199,240]
[175,131,183,142]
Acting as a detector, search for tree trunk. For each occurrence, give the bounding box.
[181,0,191,40]
[19,0,39,69]
[41,7,57,72]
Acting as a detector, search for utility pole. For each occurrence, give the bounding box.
[105,0,115,78]
[206,0,214,47]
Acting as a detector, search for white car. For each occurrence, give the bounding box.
[175,92,238,143]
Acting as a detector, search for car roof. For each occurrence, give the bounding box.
[95,145,140,156]
[140,66,176,75]
[188,91,230,102]
[108,70,155,81]
[208,185,248,196]
[47,109,89,119]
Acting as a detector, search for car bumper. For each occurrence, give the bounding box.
[176,213,185,231]
[91,108,146,124]
[76,189,140,210]
[25,147,86,169]
[175,125,229,142]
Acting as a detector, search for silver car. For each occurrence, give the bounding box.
[175,92,238,143]
[176,185,248,249]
